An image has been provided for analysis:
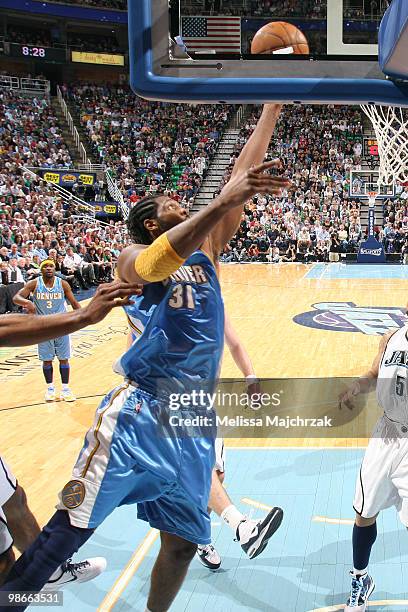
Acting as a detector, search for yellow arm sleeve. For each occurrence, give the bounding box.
[134,232,186,282]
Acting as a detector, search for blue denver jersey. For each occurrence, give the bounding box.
[33,276,67,315]
[116,250,224,393]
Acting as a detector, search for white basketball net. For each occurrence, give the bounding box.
[360,104,408,188]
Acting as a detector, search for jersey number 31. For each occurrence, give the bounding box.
[168,284,195,310]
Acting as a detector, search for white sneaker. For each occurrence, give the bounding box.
[236,507,283,559]
[196,544,221,570]
[42,557,107,591]
[344,572,375,611]
[44,388,56,402]
[60,388,76,402]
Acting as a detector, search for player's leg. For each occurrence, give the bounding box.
[344,513,377,612]
[40,343,55,401]
[344,429,395,611]
[0,384,137,606]
[1,482,105,593]
[57,336,75,402]
[2,485,40,553]
[0,458,24,585]
[210,468,283,560]
[147,532,197,612]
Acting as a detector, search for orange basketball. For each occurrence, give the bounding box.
[251,21,309,55]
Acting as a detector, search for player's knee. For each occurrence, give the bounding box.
[160,534,197,564]
[355,513,377,527]
[0,547,15,586]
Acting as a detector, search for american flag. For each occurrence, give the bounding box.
[181,16,241,53]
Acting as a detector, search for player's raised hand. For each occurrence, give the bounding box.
[83,281,143,324]
[220,159,290,209]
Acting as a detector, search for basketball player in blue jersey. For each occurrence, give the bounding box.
[125,308,283,571]
[1,104,289,612]
[14,260,80,402]
[0,281,140,590]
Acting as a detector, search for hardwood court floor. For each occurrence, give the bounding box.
[1,263,407,525]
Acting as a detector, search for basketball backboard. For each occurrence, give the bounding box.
[128,0,408,105]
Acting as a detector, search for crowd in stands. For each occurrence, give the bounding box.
[182,0,389,18]
[0,90,73,169]
[65,84,234,207]
[6,26,52,48]
[219,105,408,263]
[1,76,408,315]
[0,90,124,313]
[0,164,125,313]
[48,0,126,9]
[67,33,121,54]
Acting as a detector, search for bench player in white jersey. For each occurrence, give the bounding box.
[340,324,408,611]
[14,260,80,402]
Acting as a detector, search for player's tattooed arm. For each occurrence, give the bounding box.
[12,280,37,313]
[62,280,81,310]
[339,331,395,409]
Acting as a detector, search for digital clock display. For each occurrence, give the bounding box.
[9,43,66,63]
[22,46,46,57]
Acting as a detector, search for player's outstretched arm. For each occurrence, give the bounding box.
[0,281,141,347]
[117,160,290,285]
[224,313,255,379]
[208,104,284,255]
[339,331,395,409]
[12,280,37,313]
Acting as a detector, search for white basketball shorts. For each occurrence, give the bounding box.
[353,416,408,524]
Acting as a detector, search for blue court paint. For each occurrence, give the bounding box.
[43,449,408,611]
[306,263,408,280]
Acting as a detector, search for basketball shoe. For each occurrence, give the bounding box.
[236,507,283,559]
[60,388,76,402]
[44,387,56,402]
[344,571,375,611]
[196,544,221,570]
[42,557,107,591]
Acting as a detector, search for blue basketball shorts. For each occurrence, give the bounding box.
[57,383,216,545]
[38,335,71,361]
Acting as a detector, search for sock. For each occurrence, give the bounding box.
[42,364,53,384]
[48,384,55,391]
[220,504,245,533]
[1,510,94,594]
[353,566,367,577]
[62,384,70,392]
[352,522,377,573]
[59,363,70,385]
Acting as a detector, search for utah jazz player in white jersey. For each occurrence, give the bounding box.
[340,324,408,611]
[1,104,289,612]
[13,260,80,402]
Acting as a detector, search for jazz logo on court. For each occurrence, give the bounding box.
[293,302,408,335]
